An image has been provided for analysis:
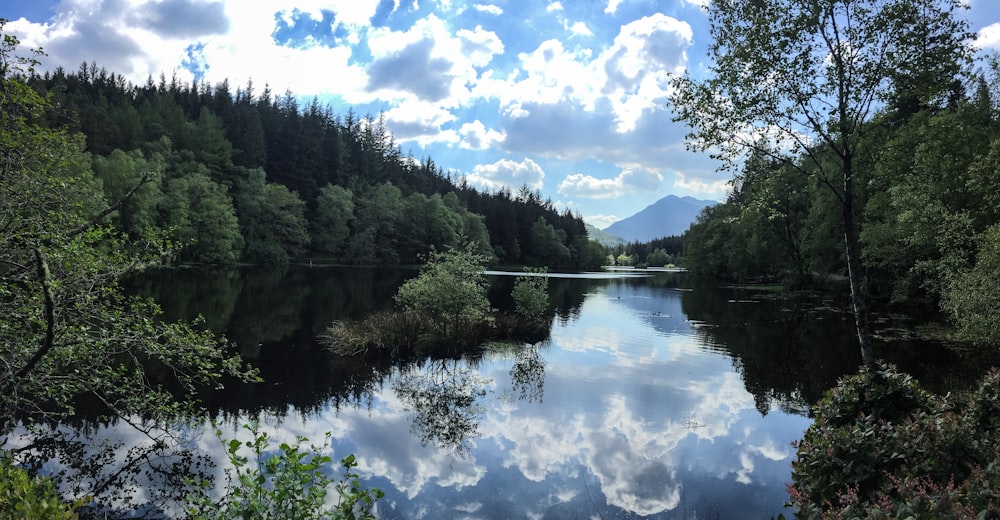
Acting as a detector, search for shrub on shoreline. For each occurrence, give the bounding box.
[789,365,1000,518]
[322,246,551,356]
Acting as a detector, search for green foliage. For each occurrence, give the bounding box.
[233,168,309,265]
[394,244,492,335]
[941,224,1000,346]
[352,182,405,264]
[312,184,355,258]
[164,168,244,263]
[0,450,86,519]
[20,38,594,268]
[527,217,571,266]
[790,366,1000,518]
[186,423,382,520]
[0,20,255,443]
[324,251,553,355]
[512,268,550,320]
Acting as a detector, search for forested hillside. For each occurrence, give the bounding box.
[27,64,606,268]
[681,62,1000,345]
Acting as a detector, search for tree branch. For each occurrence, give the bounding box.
[11,248,57,383]
[67,170,155,238]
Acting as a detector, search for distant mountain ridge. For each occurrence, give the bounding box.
[585,224,627,247]
[602,195,716,243]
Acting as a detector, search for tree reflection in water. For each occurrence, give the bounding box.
[392,358,491,454]
[510,343,545,403]
[8,418,211,518]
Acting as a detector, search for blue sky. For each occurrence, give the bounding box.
[5,0,1000,227]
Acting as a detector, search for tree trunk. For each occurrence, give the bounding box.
[842,164,876,369]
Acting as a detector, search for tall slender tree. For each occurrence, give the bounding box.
[669,0,974,367]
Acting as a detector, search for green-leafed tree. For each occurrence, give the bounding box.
[0,17,252,451]
[669,0,974,367]
[92,148,168,241]
[164,167,244,263]
[233,168,309,265]
[312,183,355,259]
[942,224,1000,346]
[351,182,404,264]
[394,245,492,336]
[527,217,571,267]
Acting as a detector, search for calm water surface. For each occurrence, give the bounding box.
[23,265,956,518]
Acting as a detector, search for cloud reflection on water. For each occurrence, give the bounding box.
[317,282,809,518]
[6,276,810,519]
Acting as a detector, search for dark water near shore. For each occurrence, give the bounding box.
[16,265,992,519]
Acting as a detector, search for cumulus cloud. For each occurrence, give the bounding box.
[473,4,503,15]
[459,120,505,149]
[384,101,459,145]
[129,0,229,38]
[366,14,503,108]
[584,214,620,229]
[456,26,504,67]
[567,21,593,37]
[605,0,625,14]
[674,173,728,197]
[466,158,545,192]
[682,0,711,8]
[601,14,693,131]
[558,168,662,199]
[978,22,1000,50]
[367,38,456,101]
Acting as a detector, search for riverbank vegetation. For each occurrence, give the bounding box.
[674,0,999,349]
[671,0,1000,516]
[0,23,391,518]
[790,365,1000,518]
[323,246,551,356]
[606,235,683,268]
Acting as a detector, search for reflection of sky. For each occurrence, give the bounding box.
[9,279,811,519]
[328,282,809,518]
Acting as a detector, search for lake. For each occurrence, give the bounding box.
[11,265,983,518]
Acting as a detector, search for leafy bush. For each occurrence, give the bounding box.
[942,224,1000,346]
[0,450,86,519]
[324,245,552,355]
[790,366,1000,519]
[394,245,492,335]
[186,423,382,519]
[512,267,549,320]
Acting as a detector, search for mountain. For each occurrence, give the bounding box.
[585,223,627,247]
[602,195,716,243]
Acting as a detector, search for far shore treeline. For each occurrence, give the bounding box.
[26,63,610,269]
[680,64,1000,347]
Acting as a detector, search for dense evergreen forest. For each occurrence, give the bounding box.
[25,63,607,269]
[681,61,1000,346]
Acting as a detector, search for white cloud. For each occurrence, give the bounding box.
[546,2,564,12]
[568,21,593,37]
[384,101,460,145]
[978,22,1000,50]
[605,0,625,14]
[682,0,711,8]
[673,173,728,197]
[459,120,506,149]
[466,157,545,192]
[473,4,503,15]
[584,214,621,229]
[558,168,662,199]
[600,14,693,132]
[456,25,505,67]
[366,15,503,108]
